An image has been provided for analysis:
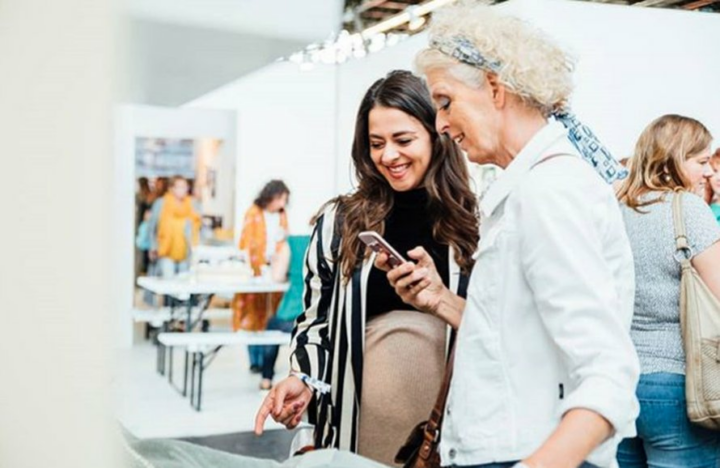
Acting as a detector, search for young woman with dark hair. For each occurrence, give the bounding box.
[255,70,479,464]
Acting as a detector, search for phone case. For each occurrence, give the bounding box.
[359,231,405,267]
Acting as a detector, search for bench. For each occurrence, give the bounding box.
[133,307,234,383]
[157,330,292,411]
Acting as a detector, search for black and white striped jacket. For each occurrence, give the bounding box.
[289,203,469,451]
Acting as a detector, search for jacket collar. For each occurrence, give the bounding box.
[480,121,568,219]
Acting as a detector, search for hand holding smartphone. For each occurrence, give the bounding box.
[359,231,406,268]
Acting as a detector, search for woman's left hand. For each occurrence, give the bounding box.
[376,247,447,315]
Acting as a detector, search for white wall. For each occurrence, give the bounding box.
[185,62,338,236]
[114,104,236,346]
[505,0,720,158]
[0,0,120,466]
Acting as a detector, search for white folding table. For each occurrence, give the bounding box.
[136,275,289,396]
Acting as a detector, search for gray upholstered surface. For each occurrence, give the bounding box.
[122,429,390,468]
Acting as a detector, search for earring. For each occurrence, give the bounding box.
[663,173,672,183]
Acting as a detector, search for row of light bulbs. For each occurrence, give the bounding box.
[287,31,410,69]
[284,1,454,69]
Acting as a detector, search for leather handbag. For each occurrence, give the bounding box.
[672,191,720,430]
[394,346,455,468]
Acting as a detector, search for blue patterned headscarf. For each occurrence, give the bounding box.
[429,36,627,184]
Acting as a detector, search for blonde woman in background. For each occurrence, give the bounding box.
[232,180,290,375]
[617,115,720,468]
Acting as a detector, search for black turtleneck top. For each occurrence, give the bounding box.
[366,188,450,319]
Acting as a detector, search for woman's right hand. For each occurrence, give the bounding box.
[254,375,313,435]
[377,247,446,315]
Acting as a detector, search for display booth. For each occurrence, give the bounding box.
[114,105,236,346]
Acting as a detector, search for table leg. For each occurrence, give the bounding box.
[196,351,204,412]
[158,320,169,376]
[182,295,194,397]
[168,345,174,383]
[190,351,197,407]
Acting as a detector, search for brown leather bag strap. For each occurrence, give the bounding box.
[423,344,456,439]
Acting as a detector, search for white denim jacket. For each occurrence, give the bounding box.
[440,122,640,468]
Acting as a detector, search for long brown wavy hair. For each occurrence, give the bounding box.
[331,70,479,279]
[618,114,712,211]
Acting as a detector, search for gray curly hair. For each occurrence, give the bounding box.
[416,0,576,116]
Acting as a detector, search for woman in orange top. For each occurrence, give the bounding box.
[232,180,290,373]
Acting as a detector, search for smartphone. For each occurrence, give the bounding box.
[359,231,406,268]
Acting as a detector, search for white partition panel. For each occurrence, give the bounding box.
[506,0,720,159]
[186,62,338,236]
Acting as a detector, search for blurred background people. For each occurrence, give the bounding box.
[134,177,153,277]
[232,180,290,373]
[709,149,720,223]
[135,207,152,275]
[617,114,720,467]
[135,177,152,227]
[149,176,201,278]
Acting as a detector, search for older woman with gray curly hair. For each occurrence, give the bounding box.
[377,3,640,468]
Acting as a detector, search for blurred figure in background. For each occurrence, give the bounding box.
[136,177,152,227]
[709,149,720,223]
[135,208,152,275]
[152,176,169,203]
[617,114,720,467]
[232,180,290,373]
[149,176,201,278]
[135,177,153,277]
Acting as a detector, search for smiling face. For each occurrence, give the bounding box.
[368,105,433,192]
[426,67,504,167]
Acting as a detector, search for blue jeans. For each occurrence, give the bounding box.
[157,257,189,278]
[618,373,720,468]
[261,316,295,380]
[248,345,264,368]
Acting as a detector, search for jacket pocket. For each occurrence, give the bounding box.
[453,332,507,441]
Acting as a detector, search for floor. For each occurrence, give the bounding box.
[114,329,300,458]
